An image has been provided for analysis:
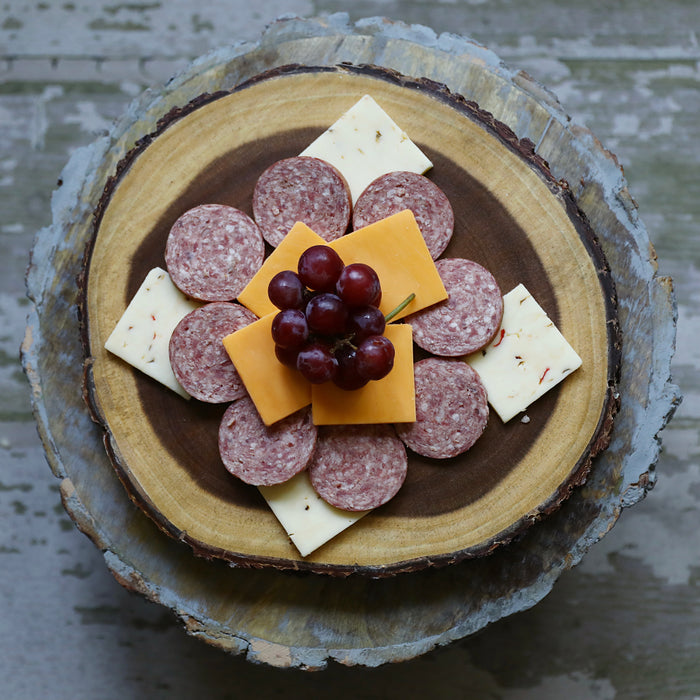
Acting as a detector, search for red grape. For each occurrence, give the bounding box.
[271,309,308,349]
[297,245,344,292]
[355,335,395,380]
[348,305,385,342]
[305,293,349,335]
[268,270,305,310]
[336,263,381,307]
[274,344,299,367]
[332,344,369,391]
[296,342,338,384]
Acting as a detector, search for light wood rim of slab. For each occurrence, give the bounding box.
[80,64,620,577]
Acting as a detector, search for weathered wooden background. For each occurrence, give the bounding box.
[2,1,697,698]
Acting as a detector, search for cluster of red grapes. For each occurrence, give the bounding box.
[268,245,395,390]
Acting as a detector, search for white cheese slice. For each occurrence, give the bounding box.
[104,267,201,397]
[467,283,583,422]
[300,94,433,204]
[258,471,369,557]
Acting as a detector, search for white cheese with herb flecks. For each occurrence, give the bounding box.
[258,471,369,557]
[467,283,582,422]
[104,267,201,397]
[300,94,433,204]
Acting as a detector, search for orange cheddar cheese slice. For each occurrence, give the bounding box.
[329,210,447,320]
[222,312,311,425]
[237,221,325,318]
[227,212,441,427]
[311,324,415,425]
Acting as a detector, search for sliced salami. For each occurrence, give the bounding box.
[395,358,489,459]
[168,302,257,403]
[308,424,408,512]
[252,156,352,247]
[165,203,264,302]
[218,398,317,486]
[408,257,503,356]
[352,171,454,259]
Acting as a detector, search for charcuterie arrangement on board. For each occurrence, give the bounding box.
[80,64,620,576]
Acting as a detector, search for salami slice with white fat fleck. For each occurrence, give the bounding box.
[308,424,408,511]
[408,258,503,356]
[165,204,264,302]
[169,302,257,403]
[352,171,454,259]
[252,156,352,247]
[218,398,317,486]
[395,358,489,459]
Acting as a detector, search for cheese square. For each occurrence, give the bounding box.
[258,471,369,557]
[467,283,582,422]
[311,323,415,425]
[300,94,433,203]
[237,221,326,318]
[329,209,447,321]
[222,312,311,426]
[104,267,200,397]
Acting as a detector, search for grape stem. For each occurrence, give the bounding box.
[317,293,416,355]
[384,293,415,323]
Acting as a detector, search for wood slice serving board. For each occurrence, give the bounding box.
[23,15,677,667]
[80,64,619,576]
